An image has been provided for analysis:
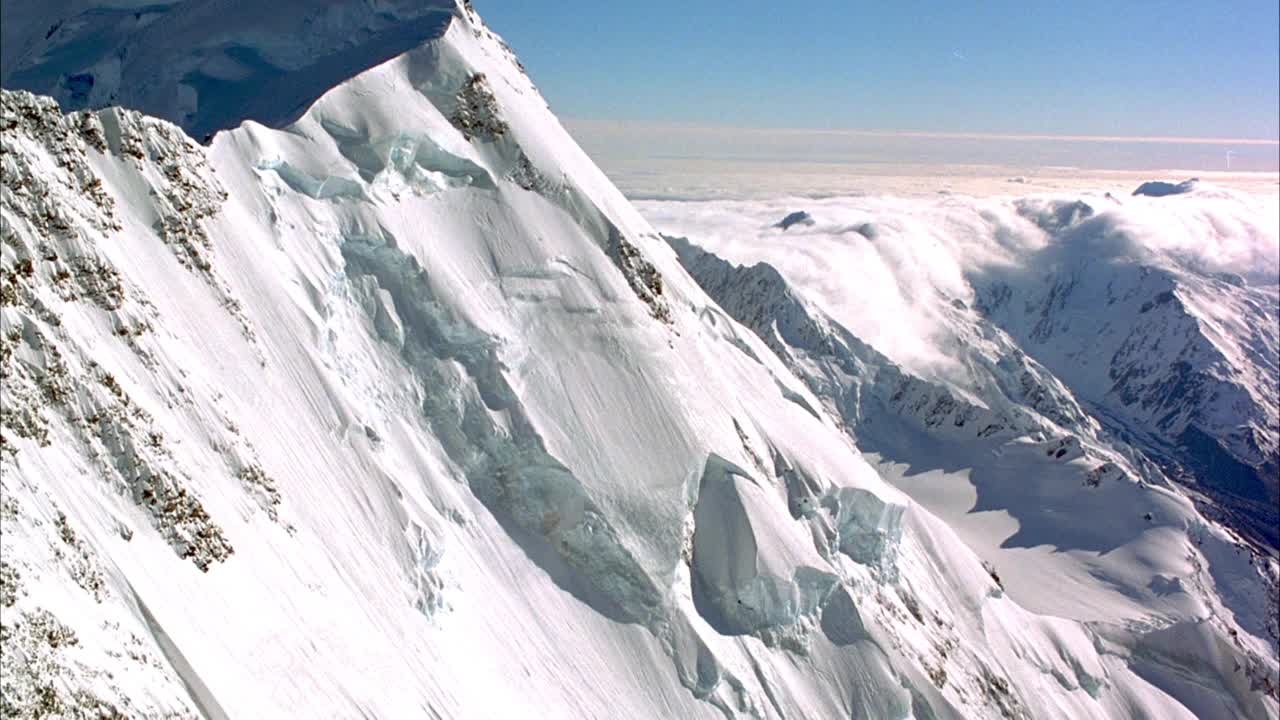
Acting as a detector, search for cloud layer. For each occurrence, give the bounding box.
[641,183,1279,379]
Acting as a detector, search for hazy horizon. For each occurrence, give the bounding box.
[481,1,1280,142]
[566,119,1280,200]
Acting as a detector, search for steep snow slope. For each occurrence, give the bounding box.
[1,3,1278,719]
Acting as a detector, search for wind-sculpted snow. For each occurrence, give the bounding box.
[2,2,1279,718]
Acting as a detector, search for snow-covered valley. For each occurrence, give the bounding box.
[0,2,1277,718]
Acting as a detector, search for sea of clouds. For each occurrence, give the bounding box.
[639,182,1279,381]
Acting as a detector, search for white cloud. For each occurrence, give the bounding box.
[640,183,1279,381]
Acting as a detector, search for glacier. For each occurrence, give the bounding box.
[0,1,1277,718]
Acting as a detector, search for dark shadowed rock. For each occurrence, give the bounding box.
[775,211,815,230]
[1132,179,1198,197]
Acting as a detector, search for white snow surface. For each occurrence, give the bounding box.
[0,4,1277,719]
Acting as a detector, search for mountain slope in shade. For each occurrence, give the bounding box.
[0,2,1277,718]
[668,235,1278,696]
[0,0,456,139]
[971,197,1279,549]
[640,190,1280,554]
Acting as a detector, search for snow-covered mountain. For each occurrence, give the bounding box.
[1,2,1277,718]
[971,197,1279,549]
[644,191,1280,552]
[667,230,1280,685]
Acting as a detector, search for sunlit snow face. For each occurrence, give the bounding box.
[638,184,1279,382]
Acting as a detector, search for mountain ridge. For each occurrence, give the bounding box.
[0,2,1277,718]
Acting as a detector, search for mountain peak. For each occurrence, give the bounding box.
[2,2,1277,717]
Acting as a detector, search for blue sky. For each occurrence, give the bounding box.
[477,1,1279,141]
